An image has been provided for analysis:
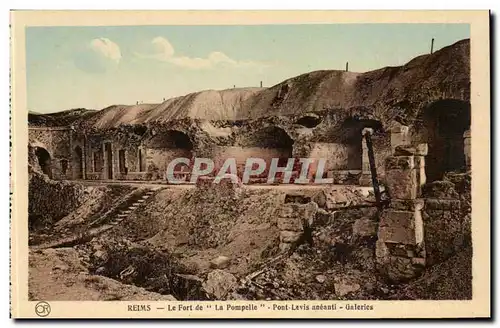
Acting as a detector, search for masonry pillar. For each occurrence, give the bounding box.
[375,144,427,282]
[390,124,411,153]
[464,130,471,171]
[277,202,318,252]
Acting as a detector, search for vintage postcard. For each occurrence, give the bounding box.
[10,10,490,319]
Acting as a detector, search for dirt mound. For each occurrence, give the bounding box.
[79,87,263,129]
[112,185,285,276]
[29,247,176,301]
[36,39,469,130]
[28,108,96,127]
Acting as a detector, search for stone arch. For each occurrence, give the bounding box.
[35,146,52,178]
[73,145,83,179]
[250,126,294,152]
[421,99,470,181]
[146,130,194,150]
[143,130,194,177]
[322,117,383,171]
[232,126,295,179]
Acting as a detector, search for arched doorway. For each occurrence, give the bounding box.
[35,147,52,178]
[73,146,83,179]
[237,126,294,180]
[422,99,471,182]
[144,130,194,177]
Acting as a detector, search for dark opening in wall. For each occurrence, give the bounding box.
[245,126,294,167]
[147,130,194,150]
[296,115,322,128]
[60,159,68,175]
[73,146,83,179]
[119,149,127,174]
[93,151,103,173]
[104,143,113,179]
[132,125,148,136]
[423,99,471,182]
[252,126,294,150]
[333,118,384,170]
[35,147,52,178]
[138,149,145,172]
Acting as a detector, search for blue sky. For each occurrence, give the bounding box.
[26,24,470,113]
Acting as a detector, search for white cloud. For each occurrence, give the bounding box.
[74,38,122,73]
[89,38,122,64]
[137,36,268,70]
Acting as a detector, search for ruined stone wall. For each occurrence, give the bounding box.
[28,128,73,180]
[307,142,349,171]
[57,112,397,185]
[146,148,192,176]
[212,146,291,172]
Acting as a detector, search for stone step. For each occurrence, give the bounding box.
[141,195,150,199]
[121,210,132,214]
[128,206,138,210]
[131,202,141,206]
[137,199,146,203]
[117,213,128,218]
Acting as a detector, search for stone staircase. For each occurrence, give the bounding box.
[109,188,157,225]
[32,187,162,250]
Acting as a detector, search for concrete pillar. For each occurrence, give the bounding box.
[464,130,471,171]
[390,124,410,153]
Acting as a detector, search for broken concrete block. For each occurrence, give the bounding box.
[202,269,237,300]
[385,168,418,199]
[378,210,418,245]
[279,205,295,218]
[390,124,410,152]
[352,218,377,237]
[277,216,303,232]
[279,243,292,252]
[209,256,231,269]
[315,275,326,283]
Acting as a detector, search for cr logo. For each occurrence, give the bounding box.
[35,301,51,317]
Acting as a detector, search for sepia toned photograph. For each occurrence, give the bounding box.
[10,10,490,319]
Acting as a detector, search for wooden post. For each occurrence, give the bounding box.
[260,81,263,87]
[345,62,349,72]
[430,38,435,54]
[364,130,382,207]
